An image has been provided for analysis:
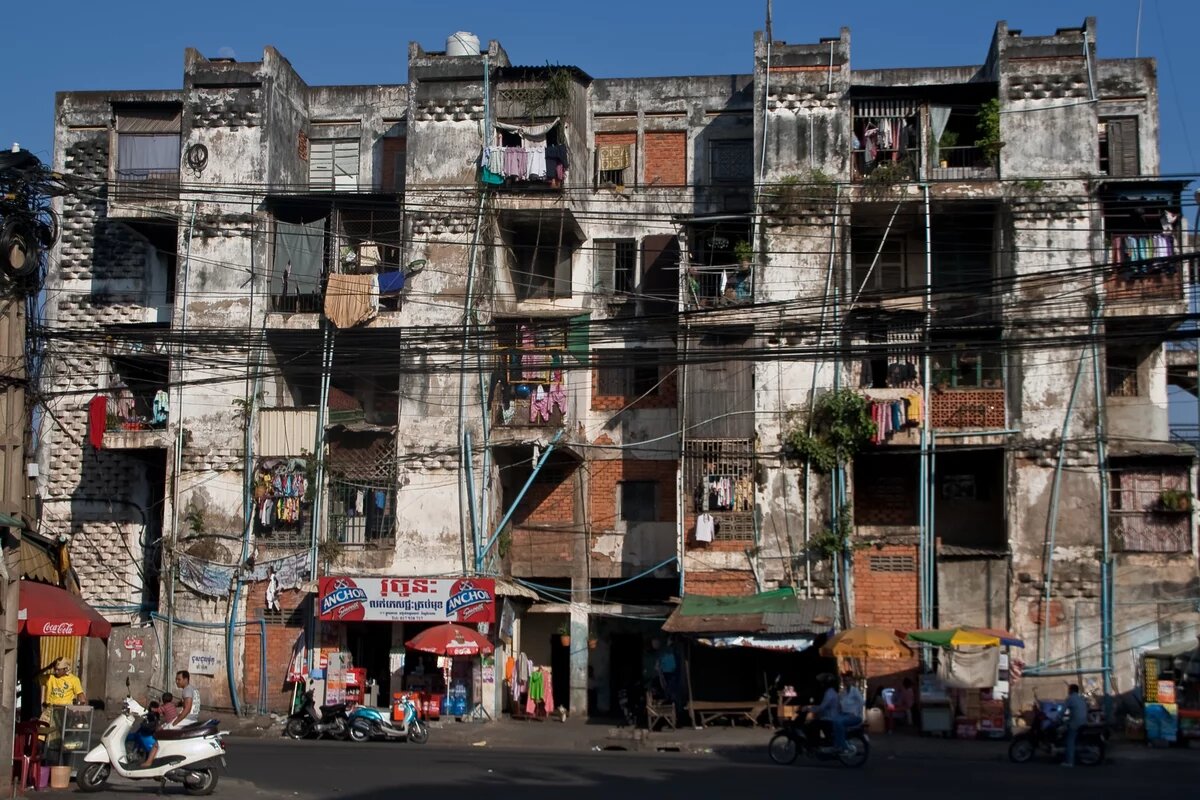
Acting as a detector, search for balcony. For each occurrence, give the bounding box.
[1101,182,1187,313]
[927,145,996,182]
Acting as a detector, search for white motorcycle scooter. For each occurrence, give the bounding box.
[77,697,228,795]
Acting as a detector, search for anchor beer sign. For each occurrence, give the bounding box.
[318,577,496,623]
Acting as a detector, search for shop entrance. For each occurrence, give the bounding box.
[607,633,645,717]
[344,622,391,706]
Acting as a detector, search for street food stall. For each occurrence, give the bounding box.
[905,626,1022,738]
[661,590,836,728]
[1141,639,1200,744]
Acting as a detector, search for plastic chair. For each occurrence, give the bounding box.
[11,721,47,793]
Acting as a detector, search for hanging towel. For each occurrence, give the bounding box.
[88,395,107,449]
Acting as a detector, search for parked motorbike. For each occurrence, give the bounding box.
[286,689,352,740]
[1009,700,1106,766]
[77,698,227,795]
[348,694,428,743]
[768,715,870,768]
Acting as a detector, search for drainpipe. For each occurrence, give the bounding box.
[457,191,487,573]
[1040,305,1099,668]
[678,313,689,597]
[1088,261,1113,714]
[920,185,933,650]
[165,201,197,686]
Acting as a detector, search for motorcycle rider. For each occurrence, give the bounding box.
[804,674,849,754]
[1062,684,1088,767]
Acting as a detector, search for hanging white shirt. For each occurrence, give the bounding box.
[695,513,715,543]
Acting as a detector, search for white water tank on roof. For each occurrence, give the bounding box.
[446,32,480,57]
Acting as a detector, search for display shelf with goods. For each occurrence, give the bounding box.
[1141,641,1199,743]
[43,705,93,776]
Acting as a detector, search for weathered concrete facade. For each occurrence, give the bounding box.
[41,17,1197,716]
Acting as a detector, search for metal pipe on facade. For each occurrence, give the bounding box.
[919,185,933,651]
[478,430,564,568]
[1039,305,1098,667]
[457,191,487,573]
[165,201,197,686]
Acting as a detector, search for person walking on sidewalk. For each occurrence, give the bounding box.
[1062,684,1088,767]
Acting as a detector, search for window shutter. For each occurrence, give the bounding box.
[334,140,359,189]
[309,140,333,189]
[594,240,615,293]
[1107,118,1139,177]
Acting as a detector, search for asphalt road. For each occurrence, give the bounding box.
[69,738,1198,799]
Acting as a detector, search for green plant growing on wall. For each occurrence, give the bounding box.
[784,390,876,474]
[862,160,913,198]
[1159,488,1193,512]
[733,240,754,264]
[318,537,342,566]
[183,501,206,537]
[510,65,575,121]
[770,170,838,217]
[974,98,1003,166]
[809,504,857,559]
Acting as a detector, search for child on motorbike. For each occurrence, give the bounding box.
[132,700,162,768]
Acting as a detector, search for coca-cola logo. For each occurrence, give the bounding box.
[321,579,367,617]
[446,581,492,620]
[40,622,75,636]
[123,637,144,651]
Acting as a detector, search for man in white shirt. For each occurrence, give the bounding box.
[165,670,201,729]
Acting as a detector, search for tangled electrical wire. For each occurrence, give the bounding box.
[0,149,66,288]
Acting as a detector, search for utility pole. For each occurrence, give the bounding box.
[0,145,56,791]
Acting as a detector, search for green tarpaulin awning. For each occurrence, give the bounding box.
[678,588,796,617]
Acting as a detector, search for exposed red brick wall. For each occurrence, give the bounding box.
[852,544,921,677]
[685,570,756,596]
[930,389,1005,429]
[588,458,677,533]
[242,588,307,714]
[644,131,686,187]
[509,464,579,572]
[591,368,678,412]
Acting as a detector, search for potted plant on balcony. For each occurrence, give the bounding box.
[556,624,571,648]
[1159,488,1193,512]
[733,240,754,269]
[936,130,959,168]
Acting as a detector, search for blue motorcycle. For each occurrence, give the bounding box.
[348,695,428,744]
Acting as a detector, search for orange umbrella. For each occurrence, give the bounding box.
[819,626,912,660]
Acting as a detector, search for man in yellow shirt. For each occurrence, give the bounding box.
[40,658,86,706]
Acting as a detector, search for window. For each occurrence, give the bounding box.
[310,140,359,190]
[505,218,577,301]
[114,106,181,195]
[1110,467,1191,553]
[594,239,636,295]
[596,136,636,187]
[1106,349,1141,397]
[852,236,908,293]
[596,352,662,398]
[931,349,1002,389]
[620,481,657,523]
[708,139,753,185]
[1099,118,1139,177]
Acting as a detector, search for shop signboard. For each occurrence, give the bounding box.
[319,576,497,623]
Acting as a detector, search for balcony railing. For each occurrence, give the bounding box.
[928,146,996,181]
[493,394,566,428]
[112,169,180,201]
[685,266,752,309]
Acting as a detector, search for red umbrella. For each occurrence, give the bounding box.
[406,623,493,657]
[19,580,112,638]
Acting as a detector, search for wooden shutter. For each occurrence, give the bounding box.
[554,244,573,298]
[309,140,333,189]
[594,240,616,294]
[333,141,359,189]
[381,137,406,192]
[1106,118,1139,177]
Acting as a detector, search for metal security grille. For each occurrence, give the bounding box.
[685,439,755,541]
[709,140,753,184]
[870,554,916,573]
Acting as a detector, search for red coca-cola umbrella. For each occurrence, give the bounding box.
[406,623,493,657]
[19,580,112,638]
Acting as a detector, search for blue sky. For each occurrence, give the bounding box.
[2,1,1197,422]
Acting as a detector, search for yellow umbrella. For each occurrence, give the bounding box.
[905,627,1002,648]
[820,626,912,660]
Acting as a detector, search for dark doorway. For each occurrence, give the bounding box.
[344,622,392,706]
[550,635,570,711]
[607,632,645,717]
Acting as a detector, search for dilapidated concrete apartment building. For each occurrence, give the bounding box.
[42,16,1197,715]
